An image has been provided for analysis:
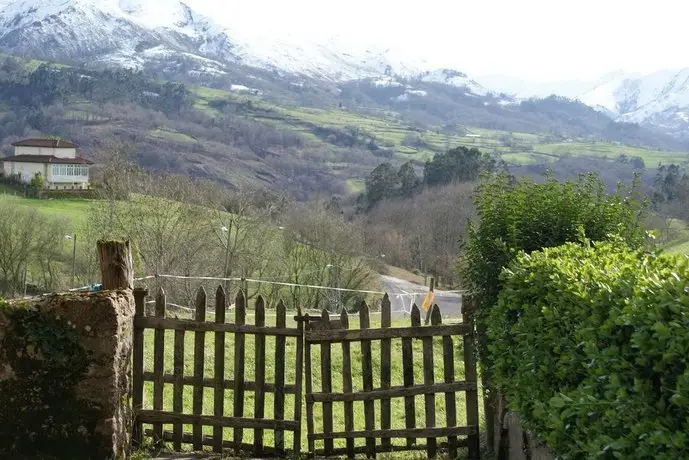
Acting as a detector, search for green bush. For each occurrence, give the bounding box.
[487,240,689,459]
[459,172,646,365]
[29,172,45,189]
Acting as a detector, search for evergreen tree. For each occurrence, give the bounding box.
[397,161,420,197]
[364,162,399,210]
[423,146,495,186]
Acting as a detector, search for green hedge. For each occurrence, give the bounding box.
[459,173,647,367]
[487,239,689,459]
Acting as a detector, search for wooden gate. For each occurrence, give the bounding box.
[303,295,480,459]
[131,286,304,457]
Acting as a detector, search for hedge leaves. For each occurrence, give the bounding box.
[487,240,689,459]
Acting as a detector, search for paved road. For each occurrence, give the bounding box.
[380,275,463,319]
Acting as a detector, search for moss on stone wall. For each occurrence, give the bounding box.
[0,303,102,459]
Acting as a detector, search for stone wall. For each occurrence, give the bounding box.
[0,289,134,459]
[491,394,555,460]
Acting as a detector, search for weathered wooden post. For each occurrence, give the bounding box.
[98,240,134,290]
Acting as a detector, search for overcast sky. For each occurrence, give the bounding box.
[187,0,686,82]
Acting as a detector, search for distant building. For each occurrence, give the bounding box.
[1,138,92,190]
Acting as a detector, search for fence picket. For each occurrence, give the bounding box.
[172,323,185,450]
[192,287,207,451]
[304,313,315,454]
[434,305,458,458]
[274,300,287,453]
[319,309,334,455]
[253,296,266,456]
[213,286,227,453]
[233,289,247,450]
[360,302,376,458]
[340,309,355,459]
[380,293,392,451]
[463,296,480,460]
[422,304,437,458]
[294,306,304,453]
[153,288,166,444]
[403,305,420,448]
[132,288,146,447]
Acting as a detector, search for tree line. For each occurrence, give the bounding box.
[357,145,498,210]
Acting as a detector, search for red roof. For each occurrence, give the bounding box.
[0,155,93,165]
[11,138,77,148]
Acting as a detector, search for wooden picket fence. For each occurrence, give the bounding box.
[131,286,304,456]
[303,295,480,459]
[131,287,479,458]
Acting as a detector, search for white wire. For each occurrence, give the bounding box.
[135,274,387,295]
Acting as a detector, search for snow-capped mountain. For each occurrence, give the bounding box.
[0,0,459,84]
[0,0,234,72]
[482,70,689,137]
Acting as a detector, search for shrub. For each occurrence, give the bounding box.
[459,172,647,366]
[29,172,45,189]
[487,239,689,459]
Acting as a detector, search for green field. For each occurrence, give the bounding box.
[151,128,198,144]
[140,311,480,458]
[0,194,90,229]
[665,220,689,256]
[188,84,689,171]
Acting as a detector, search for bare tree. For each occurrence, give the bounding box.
[0,202,70,296]
[281,204,376,312]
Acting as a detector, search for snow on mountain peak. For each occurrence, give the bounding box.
[421,69,489,95]
[0,0,483,87]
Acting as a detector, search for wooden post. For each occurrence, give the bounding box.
[233,290,247,450]
[192,287,207,451]
[320,310,334,456]
[403,305,420,448]
[274,300,287,453]
[152,288,166,445]
[340,309,355,459]
[422,306,437,458]
[98,240,134,290]
[380,293,392,451]
[294,306,305,454]
[213,286,227,453]
[172,318,185,451]
[253,296,267,456]
[360,302,376,458]
[435,305,458,458]
[131,287,147,447]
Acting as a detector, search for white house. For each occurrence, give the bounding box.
[1,138,92,190]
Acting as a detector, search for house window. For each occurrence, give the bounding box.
[51,164,87,178]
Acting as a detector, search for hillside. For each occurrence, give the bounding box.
[0,54,688,198]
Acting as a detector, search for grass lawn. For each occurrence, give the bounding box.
[533,142,689,166]
[664,219,689,256]
[140,309,480,458]
[152,128,198,144]
[0,194,90,229]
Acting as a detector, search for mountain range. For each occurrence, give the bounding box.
[0,0,687,140]
[485,71,689,139]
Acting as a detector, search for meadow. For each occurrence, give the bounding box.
[188,85,689,172]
